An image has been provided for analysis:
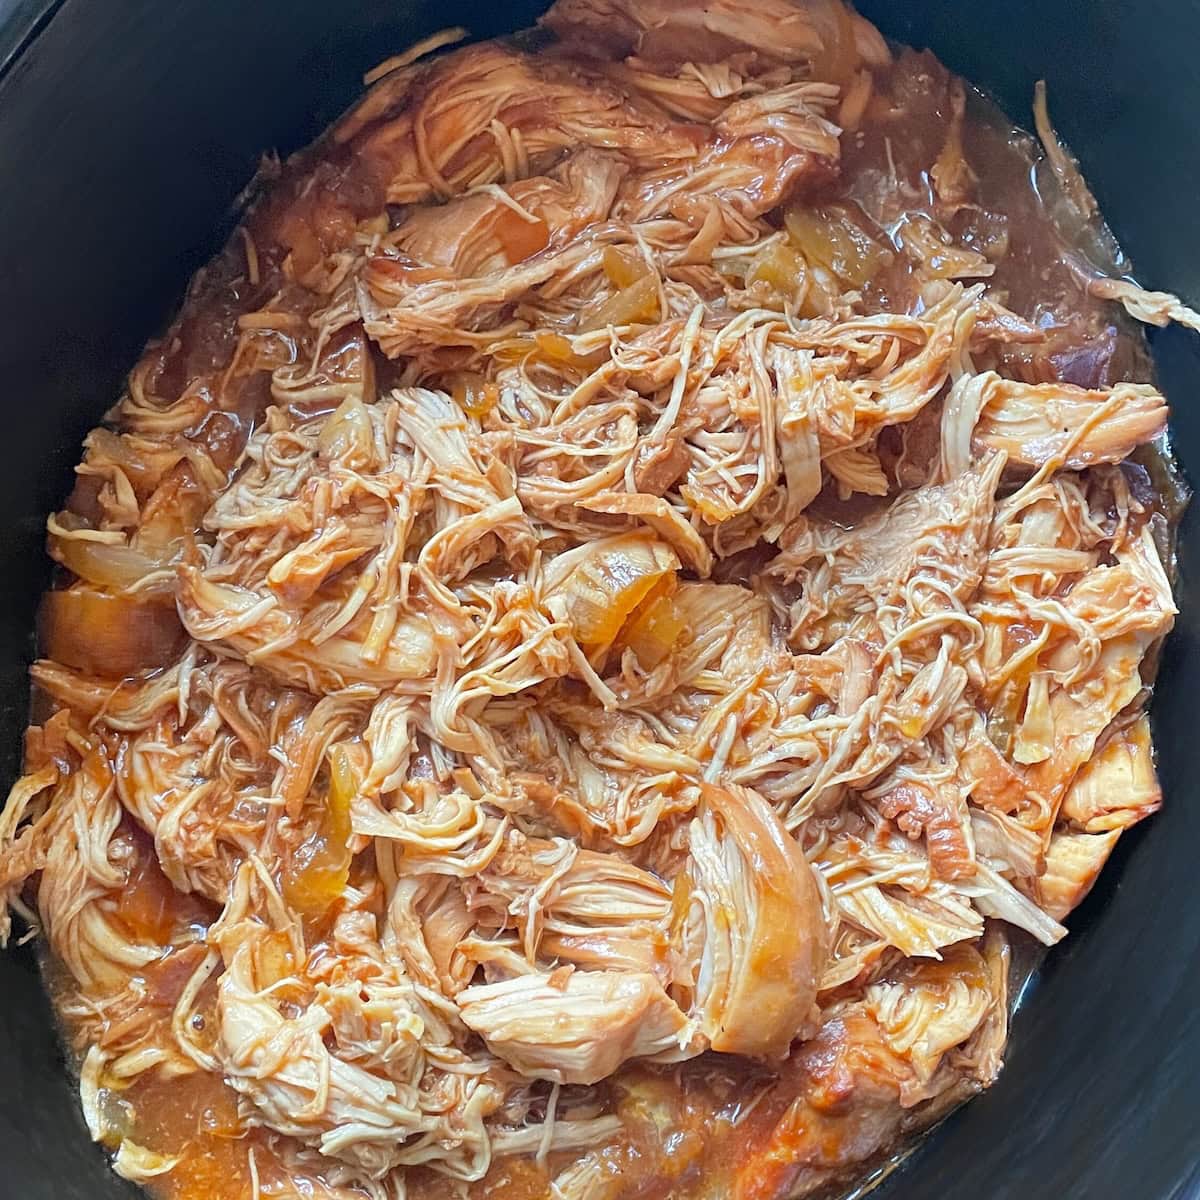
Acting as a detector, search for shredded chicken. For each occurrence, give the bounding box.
[1088,275,1200,334]
[459,968,698,1084]
[0,3,1185,1200]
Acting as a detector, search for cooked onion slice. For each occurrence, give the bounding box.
[48,534,173,593]
[621,587,686,669]
[39,586,186,678]
[544,532,680,650]
[785,202,891,288]
[282,744,355,917]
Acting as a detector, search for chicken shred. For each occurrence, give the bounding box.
[0,2,1186,1199]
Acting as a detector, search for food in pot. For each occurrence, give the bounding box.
[0,1,1192,1197]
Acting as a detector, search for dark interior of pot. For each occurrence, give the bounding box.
[0,1,1197,1196]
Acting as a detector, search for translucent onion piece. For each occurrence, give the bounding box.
[745,240,809,305]
[547,533,680,648]
[449,372,500,417]
[621,587,685,669]
[112,1140,181,1184]
[39,586,186,678]
[535,330,607,370]
[895,213,992,280]
[49,535,171,591]
[116,855,182,943]
[785,203,890,287]
[282,744,355,917]
[806,0,858,85]
[602,245,646,289]
[579,272,660,332]
[317,395,374,469]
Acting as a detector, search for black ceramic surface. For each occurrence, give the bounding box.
[0,2,1196,1197]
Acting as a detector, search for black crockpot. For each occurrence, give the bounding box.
[0,2,1196,1197]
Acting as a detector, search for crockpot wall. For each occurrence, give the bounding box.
[0,2,1196,1197]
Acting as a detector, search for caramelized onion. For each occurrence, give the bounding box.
[746,240,809,305]
[449,372,500,417]
[579,272,660,332]
[282,745,354,917]
[621,586,685,669]
[39,586,187,678]
[49,535,172,592]
[317,395,374,468]
[785,203,891,287]
[547,533,679,648]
